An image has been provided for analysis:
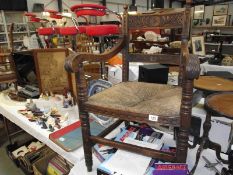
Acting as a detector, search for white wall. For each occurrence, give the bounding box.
[27,0,58,12]
[192,2,233,34]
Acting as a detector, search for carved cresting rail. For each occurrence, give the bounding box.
[128,9,185,29]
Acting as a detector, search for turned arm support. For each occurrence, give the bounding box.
[64,36,126,73]
[182,46,200,80]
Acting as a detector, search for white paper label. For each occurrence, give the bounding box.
[148,114,159,122]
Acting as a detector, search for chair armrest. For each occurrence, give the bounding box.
[64,36,126,73]
[182,47,200,80]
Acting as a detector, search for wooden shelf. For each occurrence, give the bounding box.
[193,26,233,29]
[7,23,27,25]
[13,40,23,43]
[0,41,8,44]
[205,42,233,46]
[9,31,28,34]
[0,10,37,49]
[131,40,169,45]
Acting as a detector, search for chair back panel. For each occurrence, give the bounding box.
[121,7,191,83]
[127,9,187,30]
[127,53,180,65]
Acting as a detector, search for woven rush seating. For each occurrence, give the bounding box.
[86,82,182,119]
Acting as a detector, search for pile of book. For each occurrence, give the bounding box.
[94,124,164,163]
[47,155,72,175]
[93,124,189,175]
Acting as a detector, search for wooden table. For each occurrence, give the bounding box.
[191,92,233,174]
[194,76,233,93]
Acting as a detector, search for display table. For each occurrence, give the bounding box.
[201,62,233,75]
[0,90,230,175]
[0,92,84,165]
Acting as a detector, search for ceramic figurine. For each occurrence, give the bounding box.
[26,99,37,111]
[67,91,73,106]
[55,118,61,129]
[41,114,49,121]
[50,107,58,115]
[60,112,69,123]
[41,121,48,129]
[26,111,34,119]
[63,97,69,108]
[49,124,55,132]
[47,117,55,127]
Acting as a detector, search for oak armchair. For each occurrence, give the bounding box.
[65,4,200,172]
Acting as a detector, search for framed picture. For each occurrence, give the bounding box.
[194,5,205,19]
[214,4,228,15]
[191,36,205,56]
[212,15,227,26]
[33,48,75,95]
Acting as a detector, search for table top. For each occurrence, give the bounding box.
[194,76,233,92]
[205,92,233,119]
[0,91,84,165]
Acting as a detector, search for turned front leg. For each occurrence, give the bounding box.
[80,112,93,172]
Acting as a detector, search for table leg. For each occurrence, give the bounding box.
[189,136,201,149]
[227,122,233,153]
[190,112,212,175]
[3,116,12,144]
[209,140,228,164]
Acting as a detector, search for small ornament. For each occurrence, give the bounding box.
[41,121,48,129]
[49,124,55,132]
[26,99,37,111]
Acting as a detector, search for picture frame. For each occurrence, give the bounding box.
[33,48,75,95]
[214,4,228,15]
[194,5,205,19]
[191,36,205,56]
[212,15,227,26]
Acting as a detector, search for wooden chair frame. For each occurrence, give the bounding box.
[65,3,200,172]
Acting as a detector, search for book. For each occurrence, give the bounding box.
[97,126,165,175]
[49,119,105,151]
[47,155,72,175]
[152,164,189,175]
[93,125,140,162]
[144,145,189,175]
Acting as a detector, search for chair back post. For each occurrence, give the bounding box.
[176,0,195,163]
[179,6,191,85]
[185,0,192,8]
[122,5,129,82]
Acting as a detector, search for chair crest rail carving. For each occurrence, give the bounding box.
[128,13,184,29]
